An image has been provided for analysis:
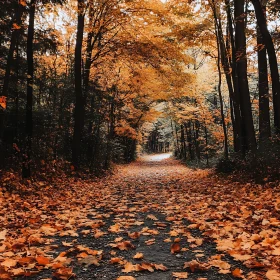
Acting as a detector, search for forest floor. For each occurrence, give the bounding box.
[0,154,280,280]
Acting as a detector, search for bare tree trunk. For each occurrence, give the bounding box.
[256,4,271,143]
[0,0,25,151]
[234,0,257,153]
[22,0,35,178]
[72,0,85,168]
[215,24,229,159]
[252,0,280,134]
[225,0,244,152]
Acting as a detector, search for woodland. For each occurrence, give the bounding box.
[0,0,280,279]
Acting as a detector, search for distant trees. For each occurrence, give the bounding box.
[0,0,193,176]
[1,0,279,176]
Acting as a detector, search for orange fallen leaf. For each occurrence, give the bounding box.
[171,242,181,254]
[133,252,144,259]
[110,257,123,264]
[139,262,154,272]
[122,262,136,273]
[36,256,50,265]
[1,259,17,268]
[52,267,75,280]
[154,263,168,271]
[117,276,136,280]
[128,232,140,239]
[147,214,158,220]
[78,255,100,267]
[18,256,35,266]
[172,272,188,279]
[232,268,243,278]
[0,230,7,241]
[145,239,155,245]
[10,268,24,276]
[266,269,280,280]
[183,260,210,272]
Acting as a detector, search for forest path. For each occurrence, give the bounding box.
[4,154,279,279]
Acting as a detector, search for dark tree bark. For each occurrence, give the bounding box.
[72,0,85,168]
[214,23,229,159]
[252,0,280,134]
[180,124,187,160]
[225,0,244,152]
[256,4,271,143]
[0,0,25,146]
[234,0,257,152]
[211,1,230,158]
[22,0,36,178]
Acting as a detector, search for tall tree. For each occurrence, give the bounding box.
[234,0,257,153]
[72,0,85,168]
[0,0,25,151]
[256,3,271,143]
[22,0,36,178]
[252,0,280,134]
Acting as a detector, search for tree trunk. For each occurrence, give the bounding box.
[22,0,35,178]
[72,0,85,168]
[211,1,230,158]
[214,23,229,159]
[0,0,25,147]
[252,0,280,134]
[180,124,186,160]
[256,4,271,143]
[225,0,244,152]
[234,0,257,153]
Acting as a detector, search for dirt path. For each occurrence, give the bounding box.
[1,154,279,279]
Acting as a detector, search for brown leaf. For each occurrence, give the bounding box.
[139,262,154,272]
[110,257,123,264]
[232,268,243,278]
[128,232,140,239]
[0,230,7,241]
[172,272,188,279]
[18,256,35,266]
[122,262,137,273]
[154,263,168,271]
[266,270,280,280]
[78,255,100,267]
[1,259,17,268]
[183,260,210,272]
[171,242,181,254]
[147,214,158,220]
[10,268,25,276]
[117,277,136,280]
[36,256,50,265]
[133,252,143,259]
[52,267,75,280]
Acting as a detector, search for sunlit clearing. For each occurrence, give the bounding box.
[143,153,172,161]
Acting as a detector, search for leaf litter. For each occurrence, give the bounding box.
[0,155,279,279]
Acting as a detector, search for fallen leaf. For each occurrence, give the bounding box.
[154,263,168,271]
[110,257,123,264]
[147,214,158,220]
[52,267,75,280]
[122,262,136,273]
[36,256,50,265]
[172,272,188,279]
[0,230,7,241]
[139,262,154,272]
[171,242,181,254]
[133,252,143,259]
[183,260,210,272]
[232,268,243,278]
[266,270,280,280]
[1,259,17,268]
[78,255,100,267]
